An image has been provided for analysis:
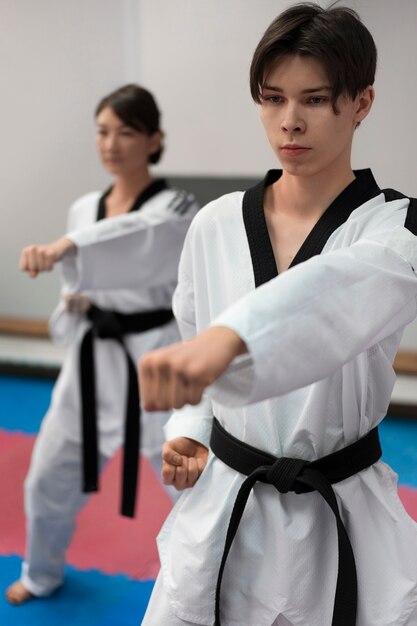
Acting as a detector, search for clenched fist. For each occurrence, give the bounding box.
[162,437,209,490]
[19,238,76,278]
[139,326,247,411]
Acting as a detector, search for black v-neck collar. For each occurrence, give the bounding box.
[242,169,381,287]
[96,178,168,222]
[382,188,417,236]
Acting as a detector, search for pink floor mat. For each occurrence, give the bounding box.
[0,430,173,579]
[2,429,417,582]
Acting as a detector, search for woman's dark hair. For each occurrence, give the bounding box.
[250,3,377,111]
[95,84,163,164]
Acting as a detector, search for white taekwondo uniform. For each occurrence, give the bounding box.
[142,170,417,626]
[21,180,199,597]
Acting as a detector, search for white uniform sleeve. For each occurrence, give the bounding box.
[59,193,199,292]
[164,235,214,448]
[209,227,417,406]
[48,201,85,345]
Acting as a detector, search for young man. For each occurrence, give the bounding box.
[139,4,417,626]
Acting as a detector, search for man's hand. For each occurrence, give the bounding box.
[139,326,247,411]
[19,238,76,278]
[162,437,208,490]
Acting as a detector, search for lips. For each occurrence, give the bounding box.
[280,145,311,158]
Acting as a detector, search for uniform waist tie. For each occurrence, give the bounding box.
[210,417,382,626]
[79,304,173,517]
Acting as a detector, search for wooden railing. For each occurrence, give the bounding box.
[0,315,416,375]
[393,350,417,376]
[0,316,49,337]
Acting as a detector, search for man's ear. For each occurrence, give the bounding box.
[355,86,375,126]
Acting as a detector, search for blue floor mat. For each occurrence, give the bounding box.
[379,417,417,488]
[0,555,154,626]
[0,375,54,434]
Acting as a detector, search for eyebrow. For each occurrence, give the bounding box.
[262,84,332,94]
[96,123,129,129]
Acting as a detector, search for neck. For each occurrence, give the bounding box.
[273,162,355,218]
[110,169,154,202]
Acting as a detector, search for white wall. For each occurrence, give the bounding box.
[0,0,138,317]
[140,0,417,196]
[1,0,417,348]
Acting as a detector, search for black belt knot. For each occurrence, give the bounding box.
[79,303,173,517]
[88,306,123,339]
[264,457,307,493]
[210,417,382,626]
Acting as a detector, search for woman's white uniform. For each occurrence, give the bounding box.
[21,182,199,597]
[142,170,417,626]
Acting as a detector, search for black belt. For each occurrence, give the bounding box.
[79,304,173,517]
[210,418,382,626]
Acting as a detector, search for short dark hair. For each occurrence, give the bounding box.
[250,3,377,109]
[95,84,164,164]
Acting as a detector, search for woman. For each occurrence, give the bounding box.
[6,84,198,605]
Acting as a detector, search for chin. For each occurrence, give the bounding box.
[104,164,125,176]
[281,162,311,177]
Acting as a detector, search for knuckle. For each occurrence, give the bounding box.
[139,356,151,373]
[189,393,203,406]
[161,468,173,484]
[161,444,172,460]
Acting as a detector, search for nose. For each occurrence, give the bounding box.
[104,133,118,151]
[280,104,305,134]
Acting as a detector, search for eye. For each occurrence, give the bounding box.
[307,96,329,105]
[261,94,284,104]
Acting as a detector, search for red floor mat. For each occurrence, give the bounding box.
[0,430,173,579]
[398,486,417,522]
